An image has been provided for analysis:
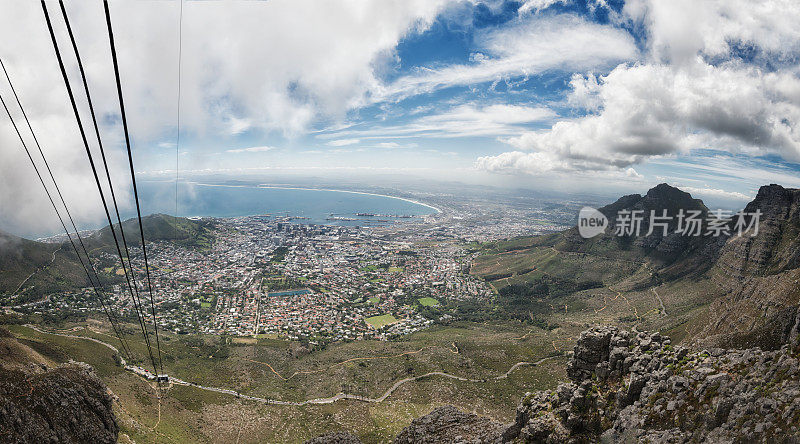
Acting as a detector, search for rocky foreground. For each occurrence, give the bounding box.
[513,326,800,443]
[310,325,800,443]
[0,328,118,443]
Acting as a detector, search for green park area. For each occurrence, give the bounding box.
[365,314,397,328]
[417,297,439,307]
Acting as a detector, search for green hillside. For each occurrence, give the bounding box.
[87,214,216,252]
[0,230,89,304]
[0,214,215,304]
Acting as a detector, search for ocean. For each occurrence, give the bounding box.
[136,181,438,226]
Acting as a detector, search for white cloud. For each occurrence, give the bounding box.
[475,150,643,178]
[518,0,568,15]
[478,0,800,177]
[376,14,638,101]
[226,117,252,135]
[225,146,275,154]
[622,0,800,65]
[676,186,751,201]
[326,138,360,147]
[321,103,555,140]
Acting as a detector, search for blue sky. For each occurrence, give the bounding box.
[1,0,800,234]
[135,0,800,207]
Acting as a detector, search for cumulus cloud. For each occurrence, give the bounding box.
[622,0,800,65]
[478,0,800,177]
[475,150,644,177]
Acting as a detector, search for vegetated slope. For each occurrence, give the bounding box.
[0,214,215,303]
[472,183,722,291]
[472,183,800,350]
[550,183,725,280]
[0,230,89,303]
[87,213,216,252]
[0,327,118,443]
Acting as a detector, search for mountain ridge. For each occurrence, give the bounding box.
[472,182,800,350]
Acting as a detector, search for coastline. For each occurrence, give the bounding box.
[256,184,442,214]
[185,181,443,214]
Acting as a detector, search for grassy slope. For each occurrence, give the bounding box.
[470,230,720,345]
[5,320,567,443]
[87,214,216,253]
[0,231,89,303]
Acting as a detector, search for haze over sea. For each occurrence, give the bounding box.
[137,181,437,226]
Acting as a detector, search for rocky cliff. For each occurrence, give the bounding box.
[0,327,118,443]
[700,184,800,349]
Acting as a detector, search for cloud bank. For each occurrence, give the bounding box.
[477,0,800,176]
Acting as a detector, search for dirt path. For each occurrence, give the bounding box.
[652,286,667,317]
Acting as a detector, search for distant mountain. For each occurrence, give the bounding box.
[473,182,800,350]
[535,183,725,281]
[86,213,216,253]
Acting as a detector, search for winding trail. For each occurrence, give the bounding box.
[21,324,561,406]
[25,324,120,354]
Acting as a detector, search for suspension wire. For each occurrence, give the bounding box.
[175,0,183,220]
[0,57,132,361]
[103,0,164,376]
[40,0,159,376]
[58,0,161,371]
[170,0,184,312]
[0,92,132,362]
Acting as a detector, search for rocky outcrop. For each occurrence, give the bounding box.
[394,405,509,444]
[0,328,118,443]
[395,326,800,443]
[510,326,800,443]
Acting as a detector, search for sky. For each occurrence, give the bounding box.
[1,0,800,235]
